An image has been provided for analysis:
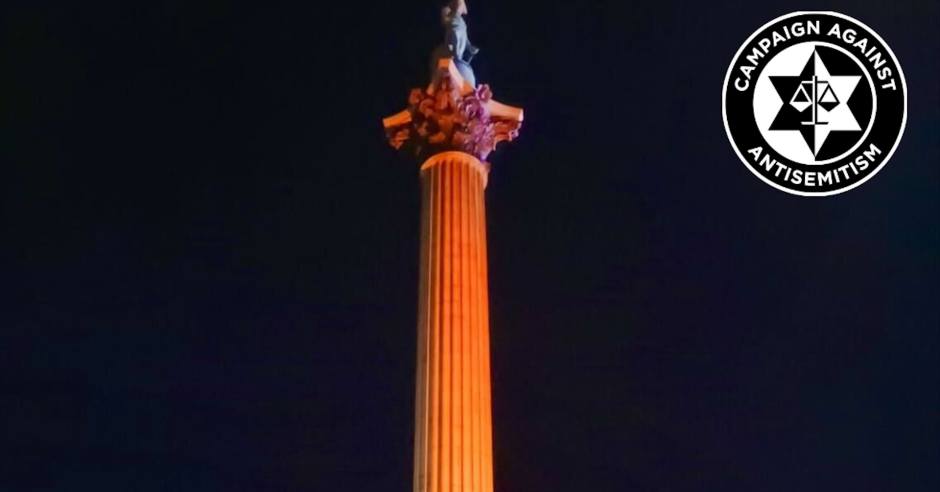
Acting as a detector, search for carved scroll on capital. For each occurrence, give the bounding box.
[384,59,523,163]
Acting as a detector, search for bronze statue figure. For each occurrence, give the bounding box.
[442,0,479,63]
[431,0,479,86]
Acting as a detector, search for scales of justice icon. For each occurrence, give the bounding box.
[789,75,841,126]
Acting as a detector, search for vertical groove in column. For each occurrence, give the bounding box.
[463,162,477,491]
[442,160,452,492]
[451,158,460,491]
[478,168,486,492]
[470,167,482,492]
[454,159,461,492]
[451,160,459,492]
[467,162,474,492]
[429,165,442,492]
[466,160,473,490]
[459,158,468,492]
[453,160,460,492]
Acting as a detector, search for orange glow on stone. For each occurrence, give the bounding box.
[414,151,493,492]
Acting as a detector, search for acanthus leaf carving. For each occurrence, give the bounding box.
[385,70,521,163]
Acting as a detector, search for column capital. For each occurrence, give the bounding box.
[384,58,523,164]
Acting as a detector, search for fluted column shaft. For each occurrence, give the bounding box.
[414,151,493,492]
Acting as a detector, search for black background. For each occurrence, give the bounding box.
[3,1,938,491]
[724,13,905,194]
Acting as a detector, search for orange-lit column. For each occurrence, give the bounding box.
[414,151,493,492]
[384,55,522,492]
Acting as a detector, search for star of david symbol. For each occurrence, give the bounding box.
[769,48,862,158]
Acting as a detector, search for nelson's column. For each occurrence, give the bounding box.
[382,2,523,491]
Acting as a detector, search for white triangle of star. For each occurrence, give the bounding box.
[812,51,861,156]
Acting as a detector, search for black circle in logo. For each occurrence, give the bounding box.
[723,12,906,196]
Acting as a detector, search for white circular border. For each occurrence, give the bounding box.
[722,11,908,197]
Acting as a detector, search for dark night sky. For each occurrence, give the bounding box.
[3,1,938,490]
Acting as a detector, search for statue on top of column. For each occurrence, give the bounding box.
[431,0,479,87]
[442,0,479,63]
[384,0,522,162]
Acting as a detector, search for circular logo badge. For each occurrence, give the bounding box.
[723,12,906,196]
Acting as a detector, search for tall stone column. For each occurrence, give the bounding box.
[384,36,522,492]
[413,151,493,492]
